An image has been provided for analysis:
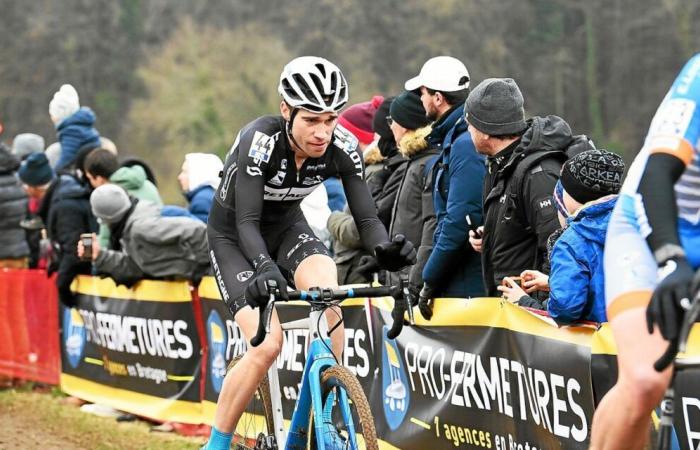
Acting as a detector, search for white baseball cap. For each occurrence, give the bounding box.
[405,56,470,92]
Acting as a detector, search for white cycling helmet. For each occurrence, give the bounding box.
[278,56,349,113]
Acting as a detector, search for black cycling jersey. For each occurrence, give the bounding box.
[208,115,388,270]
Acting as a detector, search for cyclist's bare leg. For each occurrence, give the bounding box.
[294,254,344,359]
[213,305,283,433]
[590,299,672,450]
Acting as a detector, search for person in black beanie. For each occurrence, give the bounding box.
[498,149,625,324]
[384,91,439,298]
[19,152,97,307]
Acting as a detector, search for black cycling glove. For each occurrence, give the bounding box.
[244,263,289,309]
[374,234,417,272]
[418,283,435,321]
[646,256,694,341]
[355,254,380,280]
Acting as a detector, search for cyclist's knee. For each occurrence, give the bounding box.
[249,329,283,367]
[620,364,670,412]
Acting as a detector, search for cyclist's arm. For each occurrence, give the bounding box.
[234,132,274,269]
[638,153,687,257]
[336,146,389,252]
[638,54,700,260]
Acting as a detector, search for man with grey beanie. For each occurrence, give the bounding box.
[80,184,210,286]
[466,78,577,297]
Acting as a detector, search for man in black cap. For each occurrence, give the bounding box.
[19,152,97,306]
[466,78,574,297]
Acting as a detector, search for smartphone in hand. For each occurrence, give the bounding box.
[80,233,93,261]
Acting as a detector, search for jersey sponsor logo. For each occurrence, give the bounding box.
[210,250,230,302]
[280,158,287,170]
[301,175,324,186]
[249,130,277,165]
[227,131,241,158]
[539,198,552,209]
[306,163,327,172]
[263,185,317,201]
[219,162,237,202]
[269,170,286,186]
[648,98,696,139]
[246,165,263,177]
[236,271,254,282]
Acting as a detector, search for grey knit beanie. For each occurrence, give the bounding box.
[90,184,131,224]
[12,133,45,160]
[465,78,527,136]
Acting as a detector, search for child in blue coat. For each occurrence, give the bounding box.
[49,84,101,172]
[499,149,625,324]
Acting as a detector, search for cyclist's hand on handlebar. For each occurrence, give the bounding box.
[374,234,417,272]
[647,256,694,341]
[244,263,288,309]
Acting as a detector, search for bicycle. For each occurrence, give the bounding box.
[653,289,700,450]
[228,277,413,450]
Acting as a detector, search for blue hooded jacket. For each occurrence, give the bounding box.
[55,107,101,172]
[422,104,486,297]
[548,196,617,324]
[186,184,215,223]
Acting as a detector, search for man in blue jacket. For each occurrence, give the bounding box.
[404,56,486,314]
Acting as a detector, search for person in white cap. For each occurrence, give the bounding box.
[405,56,487,318]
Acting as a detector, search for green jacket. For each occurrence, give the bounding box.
[98,166,163,248]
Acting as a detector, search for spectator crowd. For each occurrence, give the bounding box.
[0,58,627,325]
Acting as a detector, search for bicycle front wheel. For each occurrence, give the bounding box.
[227,355,274,450]
[308,366,378,450]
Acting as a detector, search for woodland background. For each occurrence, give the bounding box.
[1,0,699,201]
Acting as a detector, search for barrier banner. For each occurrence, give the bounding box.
[0,269,60,384]
[61,276,202,423]
[198,276,596,449]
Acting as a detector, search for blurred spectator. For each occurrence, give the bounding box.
[49,84,101,172]
[327,96,402,283]
[84,148,163,248]
[44,142,61,168]
[0,143,30,267]
[120,157,158,186]
[467,78,572,297]
[499,150,624,324]
[384,91,437,293]
[12,133,45,160]
[405,56,484,307]
[84,184,210,286]
[19,153,96,306]
[99,136,118,155]
[176,153,223,223]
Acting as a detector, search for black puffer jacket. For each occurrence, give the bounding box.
[39,174,97,305]
[0,144,29,259]
[481,116,571,296]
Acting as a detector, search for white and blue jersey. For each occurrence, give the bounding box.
[606,54,700,309]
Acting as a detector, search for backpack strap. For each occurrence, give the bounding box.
[509,150,567,232]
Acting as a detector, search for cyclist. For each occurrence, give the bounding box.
[591,54,700,449]
[202,56,416,450]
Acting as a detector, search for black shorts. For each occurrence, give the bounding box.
[207,220,331,318]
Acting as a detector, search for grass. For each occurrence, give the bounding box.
[0,387,204,450]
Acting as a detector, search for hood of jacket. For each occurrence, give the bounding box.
[0,143,20,174]
[110,165,146,191]
[363,143,385,165]
[567,196,617,245]
[185,184,214,203]
[57,107,96,130]
[398,125,433,158]
[494,115,573,177]
[519,115,573,155]
[185,153,223,192]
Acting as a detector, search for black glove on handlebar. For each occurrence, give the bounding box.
[374,234,417,272]
[244,263,289,309]
[646,256,694,341]
[418,283,434,321]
